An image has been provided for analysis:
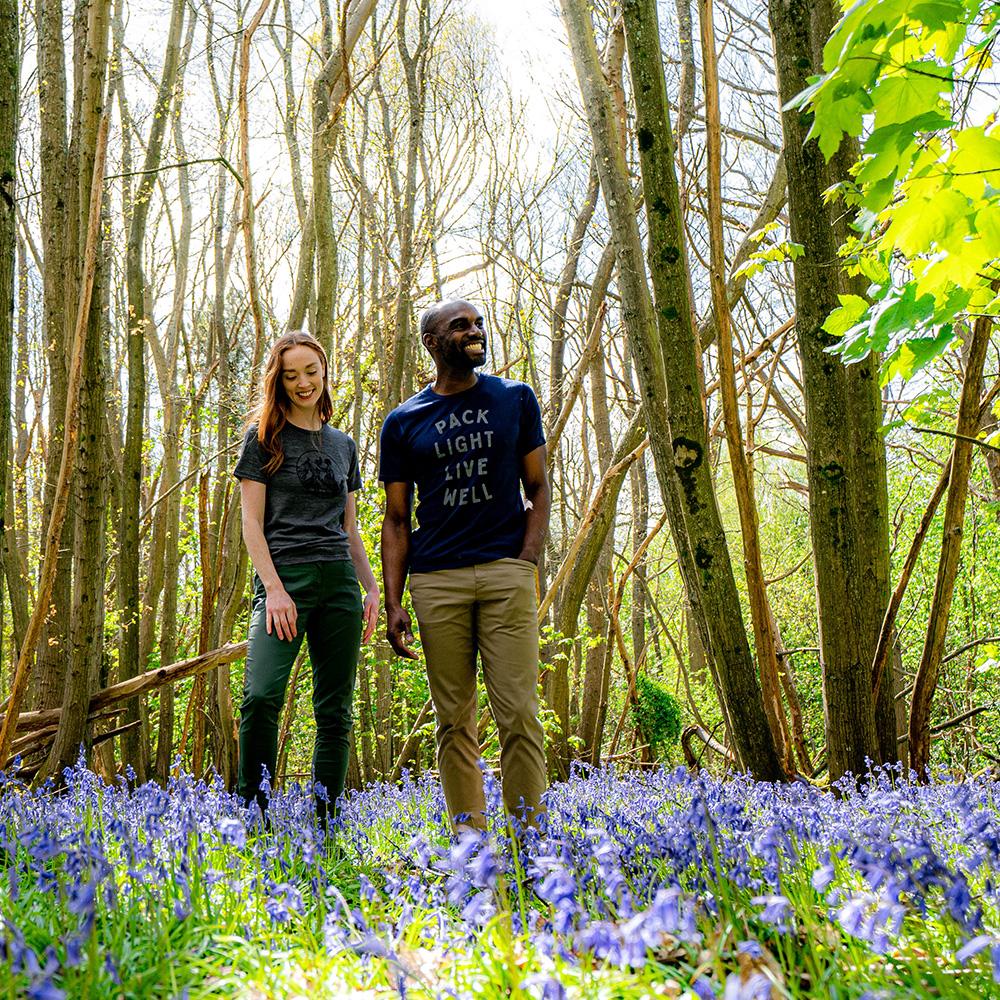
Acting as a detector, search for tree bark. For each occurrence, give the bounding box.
[909,315,992,777]
[560,0,782,778]
[549,158,599,416]
[0,0,16,680]
[119,0,186,780]
[386,0,428,413]
[699,0,792,772]
[43,201,109,782]
[310,0,378,354]
[769,0,895,780]
[32,0,72,713]
[0,108,110,775]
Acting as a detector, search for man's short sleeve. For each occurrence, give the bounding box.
[347,438,362,492]
[234,427,267,483]
[379,412,411,483]
[518,385,545,456]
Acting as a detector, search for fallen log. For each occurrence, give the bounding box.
[11,721,142,784]
[2,642,248,738]
[681,724,734,771]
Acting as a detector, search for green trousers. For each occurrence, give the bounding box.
[238,560,362,815]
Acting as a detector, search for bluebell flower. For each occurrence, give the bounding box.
[521,973,567,999]
[27,980,65,1000]
[691,976,717,999]
[752,894,791,932]
[956,933,994,962]
[724,971,772,999]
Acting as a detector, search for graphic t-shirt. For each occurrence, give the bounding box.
[379,375,545,573]
[234,422,361,565]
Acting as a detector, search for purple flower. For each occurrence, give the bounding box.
[724,972,772,999]
[27,981,65,1000]
[521,973,567,999]
[751,894,791,930]
[957,934,994,962]
[691,977,717,999]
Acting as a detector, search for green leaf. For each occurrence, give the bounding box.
[883,324,955,381]
[884,188,971,255]
[872,62,952,130]
[808,83,872,160]
[909,0,970,31]
[823,293,869,339]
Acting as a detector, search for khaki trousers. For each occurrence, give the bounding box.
[409,557,547,829]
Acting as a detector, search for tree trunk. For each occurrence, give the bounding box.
[32,0,72,713]
[630,455,649,665]
[0,104,110,775]
[769,0,895,782]
[699,0,792,771]
[909,315,992,776]
[0,0,16,680]
[119,0,186,781]
[549,158,599,416]
[311,0,378,354]
[560,0,783,778]
[37,0,113,779]
[44,202,109,781]
[386,0,428,413]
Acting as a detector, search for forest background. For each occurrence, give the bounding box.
[1,0,999,795]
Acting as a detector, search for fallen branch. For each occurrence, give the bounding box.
[681,724,733,771]
[9,721,140,784]
[897,703,995,743]
[390,698,433,783]
[2,642,248,738]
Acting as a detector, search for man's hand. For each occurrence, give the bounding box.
[386,604,418,659]
[266,587,298,641]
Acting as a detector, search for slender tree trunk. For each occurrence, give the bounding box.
[909,315,992,776]
[699,0,792,771]
[119,0,186,780]
[386,0,428,413]
[0,0,16,679]
[630,455,649,663]
[311,0,378,353]
[0,106,109,774]
[45,202,109,780]
[561,0,782,777]
[32,0,72,712]
[550,158,599,416]
[770,0,895,780]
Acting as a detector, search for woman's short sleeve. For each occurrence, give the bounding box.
[234,427,268,483]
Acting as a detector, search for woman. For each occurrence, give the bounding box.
[234,331,379,820]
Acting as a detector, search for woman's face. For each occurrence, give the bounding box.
[280,344,326,421]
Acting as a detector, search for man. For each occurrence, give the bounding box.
[379,299,550,830]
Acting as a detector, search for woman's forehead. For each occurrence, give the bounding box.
[282,344,322,369]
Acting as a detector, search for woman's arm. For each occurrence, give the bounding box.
[239,479,298,640]
[344,491,380,643]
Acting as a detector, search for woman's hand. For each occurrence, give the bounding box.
[362,586,380,644]
[266,586,298,641]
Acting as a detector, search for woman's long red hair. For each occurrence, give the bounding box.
[249,332,334,475]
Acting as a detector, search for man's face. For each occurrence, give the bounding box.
[427,301,487,370]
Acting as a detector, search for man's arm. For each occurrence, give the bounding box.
[380,481,418,659]
[518,444,550,564]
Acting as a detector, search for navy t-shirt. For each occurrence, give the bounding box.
[379,375,545,573]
